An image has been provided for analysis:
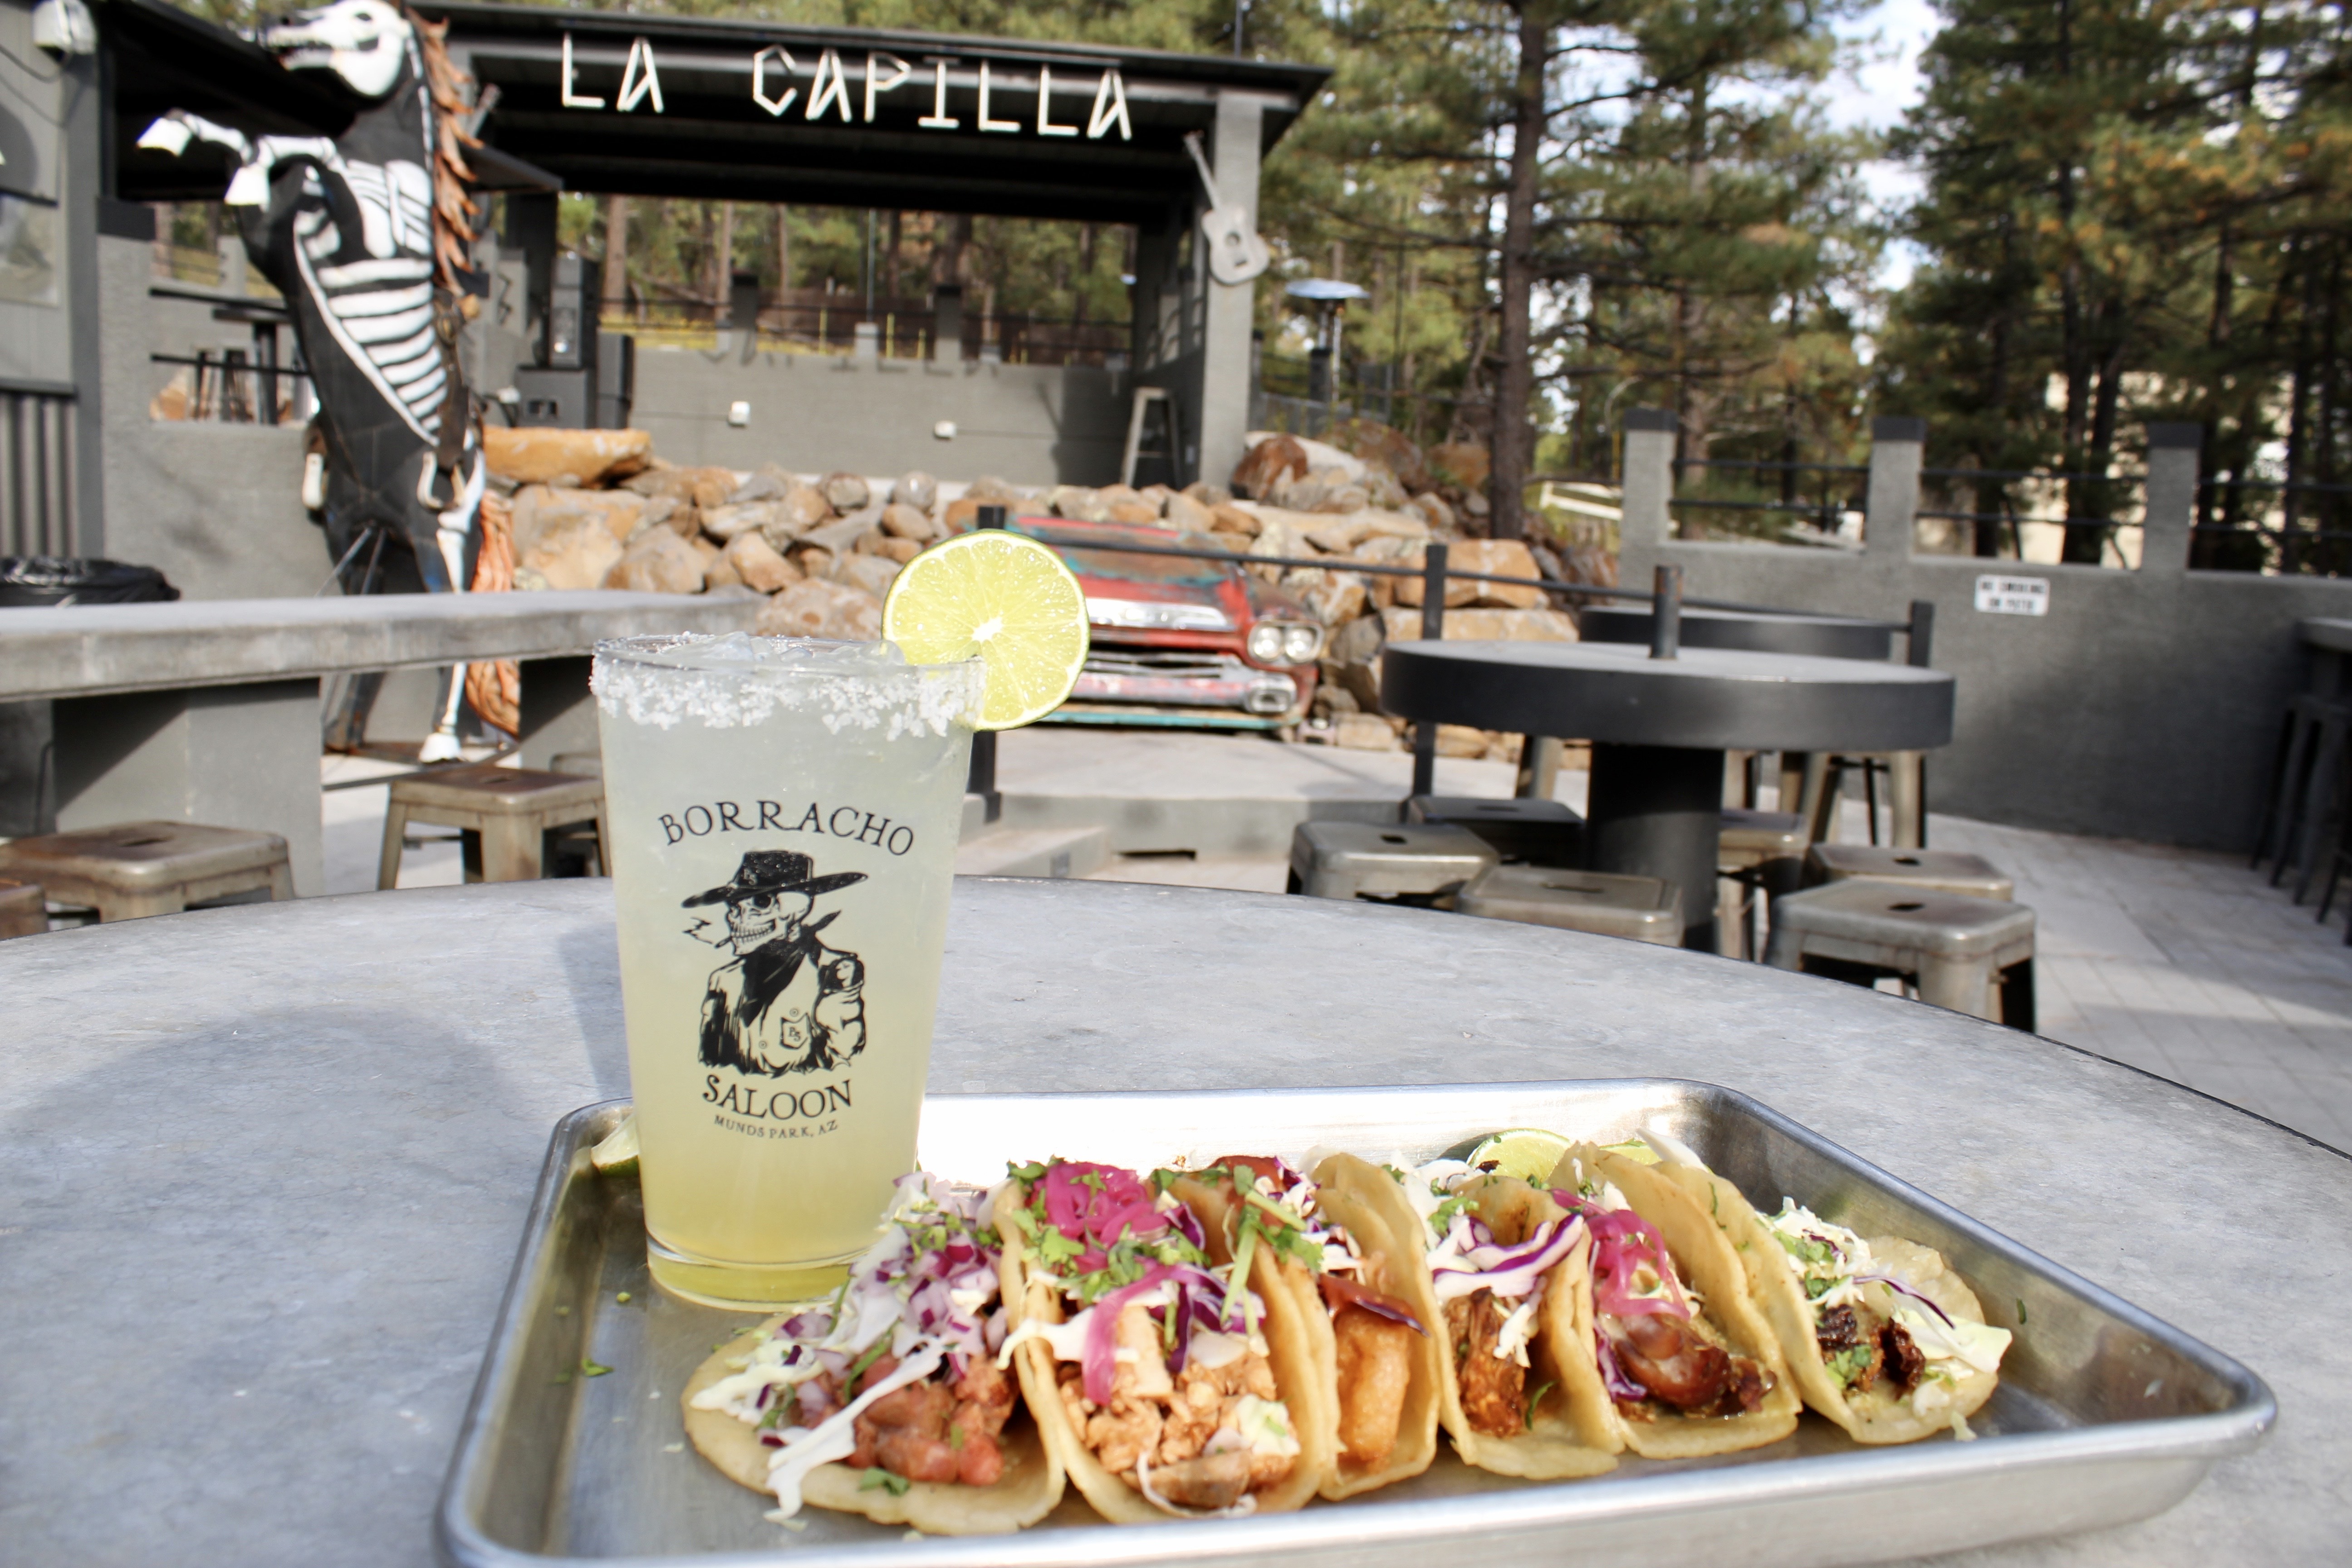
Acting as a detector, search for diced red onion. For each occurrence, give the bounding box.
[1081,1264,1181,1406]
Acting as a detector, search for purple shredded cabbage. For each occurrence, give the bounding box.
[1593,1330,1646,1402]
[1857,1273,1955,1326]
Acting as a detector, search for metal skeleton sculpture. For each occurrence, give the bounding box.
[142,0,493,760]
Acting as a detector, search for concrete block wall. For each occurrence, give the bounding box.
[625,345,1131,486]
[1617,413,2352,851]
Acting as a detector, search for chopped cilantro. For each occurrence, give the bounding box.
[859,1468,911,1496]
[845,1337,891,1389]
[1710,1185,1720,1217]
[1825,1346,1873,1387]
[758,1392,796,1431]
[1805,1276,1834,1300]
[1007,1160,1047,1183]
[1525,1380,1556,1430]
[1774,1230,1837,1267]
[580,1357,612,1378]
[2016,1298,2029,1326]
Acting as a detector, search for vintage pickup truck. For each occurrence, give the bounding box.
[1012,516,1325,729]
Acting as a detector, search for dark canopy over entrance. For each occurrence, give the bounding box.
[433,2,1324,225]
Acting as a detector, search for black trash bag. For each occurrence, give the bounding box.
[0,557,181,608]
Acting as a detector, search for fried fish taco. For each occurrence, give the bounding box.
[1363,1160,1617,1479]
[993,1158,1334,1522]
[1166,1155,1441,1499]
[682,1173,1061,1534]
[1643,1137,2014,1443]
[1544,1142,1799,1457]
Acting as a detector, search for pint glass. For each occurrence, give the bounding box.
[593,634,980,1308]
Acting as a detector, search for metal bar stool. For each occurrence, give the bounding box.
[378,764,610,888]
[1288,821,1496,905]
[0,876,47,938]
[2265,696,2350,902]
[0,822,294,921]
[1806,843,2013,900]
[1456,863,1683,946]
[1765,880,2036,1030]
[1405,795,1583,867]
[1787,751,1927,849]
[1718,808,1806,960]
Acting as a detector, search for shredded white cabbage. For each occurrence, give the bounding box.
[760,1342,946,1519]
[1492,1298,1540,1366]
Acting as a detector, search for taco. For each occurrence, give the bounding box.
[1543,1143,1799,1457]
[993,1158,1334,1522]
[1643,1138,2015,1443]
[1359,1160,1617,1479]
[1167,1155,1442,1499]
[681,1172,1062,1534]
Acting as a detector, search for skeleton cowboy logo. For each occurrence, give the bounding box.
[686,851,867,1077]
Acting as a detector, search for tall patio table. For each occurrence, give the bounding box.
[0,877,2332,1566]
[1578,603,1898,661]
[1382,640,1955,949]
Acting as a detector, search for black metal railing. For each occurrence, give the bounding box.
[1668,458,1868,548]
[1914,465,2146,565]
[2194,475,2352,576]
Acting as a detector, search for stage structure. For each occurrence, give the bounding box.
[79,0,1326,543]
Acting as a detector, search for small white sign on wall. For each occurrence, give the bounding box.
[1974,574,2050,616]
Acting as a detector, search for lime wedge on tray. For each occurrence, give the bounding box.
[590,1114,639,1176]
[882,530,1090,730]
[1451,1127,1576,1183]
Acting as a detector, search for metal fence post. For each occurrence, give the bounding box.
[1618,410,1678,547]
[1410,542,1448,797]
[1865,416,1926,559]
[2143,422,2201,575]
[1650,564,1682,659]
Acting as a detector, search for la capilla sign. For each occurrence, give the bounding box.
[555,34,1134,142]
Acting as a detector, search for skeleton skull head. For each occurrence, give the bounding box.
[726,889,811,956]
[260,0,414,100]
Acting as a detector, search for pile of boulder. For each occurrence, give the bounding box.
[483,426,949,640]
[476,419,1592,761]
[1219,426,1583,759]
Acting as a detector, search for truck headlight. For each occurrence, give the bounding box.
[1281,622,1324,663]
[1247,622,1287,663]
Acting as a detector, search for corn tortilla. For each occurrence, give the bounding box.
[681,1320,1063,1534]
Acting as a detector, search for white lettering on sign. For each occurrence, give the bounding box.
[551,35,1132,142]
[617,38,664,114]
[751,46,798,116]
[1974,575,2049,616]
[560,34,605,109]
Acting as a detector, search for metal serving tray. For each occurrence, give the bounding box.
[438,1082,2273,1568]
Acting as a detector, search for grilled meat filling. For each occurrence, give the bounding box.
[1605,1311,1767,1416]
[839,1353,1015,1487]
[1445,1289,1527,1437]
[1816,1303,1885,1393]
[1879,1321,1926,1393]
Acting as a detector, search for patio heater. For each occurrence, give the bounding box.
[1284,277,1367,411]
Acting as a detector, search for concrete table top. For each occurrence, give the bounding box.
[0,589,762,700]
[1381,639,1955,752]
[2298,615,2352,655]
[0,877,2336,1565]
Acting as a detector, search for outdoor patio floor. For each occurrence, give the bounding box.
[320,729,2352,1153]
